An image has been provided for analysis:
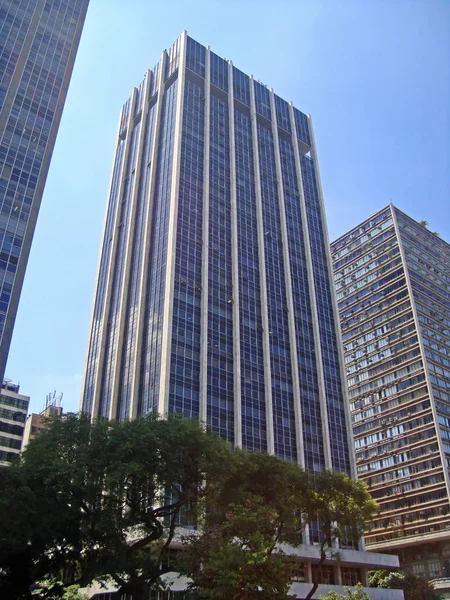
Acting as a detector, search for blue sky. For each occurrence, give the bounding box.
[6,0,449,414]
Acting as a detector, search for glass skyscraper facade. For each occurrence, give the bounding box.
[0,0,89,379]
[81,31,354,479]
[331,205,450,579]
[81,32,402,593]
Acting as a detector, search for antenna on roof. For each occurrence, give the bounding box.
[45,390,63,410]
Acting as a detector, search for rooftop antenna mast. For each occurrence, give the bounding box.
[44,390,63,410]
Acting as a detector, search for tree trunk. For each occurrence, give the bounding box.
[5,552,35,600]
[304,548,327,600]
[304,582,319,600]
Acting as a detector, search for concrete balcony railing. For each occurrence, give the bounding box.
[429,577,450,597]
[82,579,405,600]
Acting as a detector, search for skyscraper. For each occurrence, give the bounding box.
[81,33,400,593]
[331,205,450,579]
[0,0,90,379]
[81,32,354,474]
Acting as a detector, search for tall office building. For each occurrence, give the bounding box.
[81,33,399,595]
[0,379,29,465]
[81,31,354,474]
[331,205,450,579]
[0,0,90,379]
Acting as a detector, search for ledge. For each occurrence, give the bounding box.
[81,579,405,600]
[276,543,400,569]
[290,583,404,599]
[366,528,450,551]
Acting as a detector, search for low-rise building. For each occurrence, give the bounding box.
[22,402,63,450]
[0,380,29,465]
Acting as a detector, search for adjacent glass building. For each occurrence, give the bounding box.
[331,205,450,579]
[0,0,90,379]
[81,33,400,592]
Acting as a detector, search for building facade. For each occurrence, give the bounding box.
[0,0,90,380]
[22,400,62,450]
[81,31,354,477]
[331,205,450,579]
[0,379,29,465]
[81,33,400,593]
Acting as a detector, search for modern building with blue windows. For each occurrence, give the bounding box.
[81,33,399,594]
[331,206,450,581]
[0,0,90,379]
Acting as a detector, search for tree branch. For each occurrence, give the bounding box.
[128,524,163,552]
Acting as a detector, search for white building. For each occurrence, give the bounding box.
[0,379,28,465]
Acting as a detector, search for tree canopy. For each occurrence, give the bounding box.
[0,413,378,600]
[31,579,88,600]
[303,471,377,600]
[319,583,371,599]
[183,452,377,600]
[369,570,439,600]
[0,413,232,600]
[183,450,310,599]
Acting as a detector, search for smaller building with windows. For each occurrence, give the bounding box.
[22,402,63,450]
[0,379,29,465]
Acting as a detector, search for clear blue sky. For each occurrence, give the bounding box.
[6,0,449,414]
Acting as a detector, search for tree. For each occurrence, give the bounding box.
[182,455,376,600]
[185,458,377,600]
[1,414,378,600]
[369,570,439,600]
[0,463,56,600]
[319,582,371,599]
[303,471,378,600]
[185,498,296,599]
[32,579,88,599]
[417,220,439,236]
[0,413,232,600]
[183,450,309,599]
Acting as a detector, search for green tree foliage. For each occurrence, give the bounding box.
[0,414,378,600]
[0,414,231,600]
[183,451,310,599]
[369,570,439,600]
[185,498,297,599]
[303,472,377,600]
[319,582,371,599]
[32,579,88,600]
[0,463,50,599]
[183,453,377,600]
[417,220,439,236]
